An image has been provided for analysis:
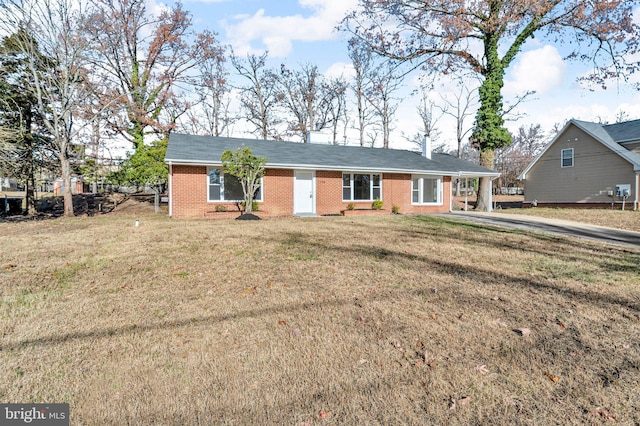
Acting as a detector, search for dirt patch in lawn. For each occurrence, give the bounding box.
[1,214,639,424]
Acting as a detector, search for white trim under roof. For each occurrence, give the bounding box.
[165,159,500,178]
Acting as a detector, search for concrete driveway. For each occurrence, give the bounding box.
[441,211,640,249]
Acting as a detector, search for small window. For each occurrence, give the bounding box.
[561,148,574,168]
[412,176,442,205]
[342,174,351,200]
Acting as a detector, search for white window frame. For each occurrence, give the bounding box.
[411,175,443,206]
[342,172,382,201]
[207,167,263,203]
[561,148,574,168]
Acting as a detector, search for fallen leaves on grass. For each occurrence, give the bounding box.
[5,263,16,270]
[318,410,331,419]
[589,407,617,422]
[545,372,559,383]
[278,319,287,326]
[475,364,488,375]
[243,285,258,295]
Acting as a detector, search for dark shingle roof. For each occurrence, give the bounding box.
[602,119,640,144]
[165,133,499,177]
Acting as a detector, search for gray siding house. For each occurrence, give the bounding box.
[519,119,640,210]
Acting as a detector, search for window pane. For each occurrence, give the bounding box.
[224,174,244,201]
[422,178,437,203]
[209,184,221,201]
[209,169,221,184]
[253,185,262,201]
[373,188,380,200]
[342,173,351,200]
[353,174,370,200]
[562,149,573,167]
[209,169,221,200]
[412,178,419,203]
[372,174,380,186]
[343,188,351,200]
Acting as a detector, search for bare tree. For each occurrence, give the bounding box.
[348,38,375,147]
[319,76,349,145]
[189,32,231,137]
[85,0,212,150]
[437,82,478,196]
[402,89,444,152]
[439,83,477,159]
[365,61,402,149]
[275,63,328,142]
[1,0,108,217]
[231,52,281,140]
[495,124,547,190]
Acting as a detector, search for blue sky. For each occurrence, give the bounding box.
[162,0,640,150]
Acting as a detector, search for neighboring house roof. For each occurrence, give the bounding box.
[165,133,499,177]
[519,119,640,179]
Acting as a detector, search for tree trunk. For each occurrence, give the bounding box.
[475,149,495,212]
[60,153,75,217]
[24,135,37,215]
[129,118,145,151]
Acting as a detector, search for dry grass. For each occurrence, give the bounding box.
[501,208,640,233]
[1,211,640,425]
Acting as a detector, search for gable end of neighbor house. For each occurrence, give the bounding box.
[519,119,640,210]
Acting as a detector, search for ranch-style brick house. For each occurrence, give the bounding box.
[519,119,640,210]
[165,134,499,218]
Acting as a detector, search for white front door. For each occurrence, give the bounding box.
[294,171,315,215]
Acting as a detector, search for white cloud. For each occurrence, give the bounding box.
[504,45,566,96]
[223,0,358,57]
[324,62,355,80]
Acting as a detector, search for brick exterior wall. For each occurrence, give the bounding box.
[262,169,293,216]
[170,165,452,218]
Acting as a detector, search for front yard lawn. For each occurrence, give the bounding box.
[1,214,639,424]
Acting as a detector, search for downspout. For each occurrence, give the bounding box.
[168,162,173,218]
[450,174,457,212]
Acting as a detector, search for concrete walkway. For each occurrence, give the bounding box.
[441,211,640,249]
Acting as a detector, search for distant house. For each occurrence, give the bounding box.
[164,134,499,218]
[53,177,85,196]
[519,119,640,210]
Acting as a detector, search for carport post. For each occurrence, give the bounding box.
[464,178,469,211]
[635,172,639,211]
